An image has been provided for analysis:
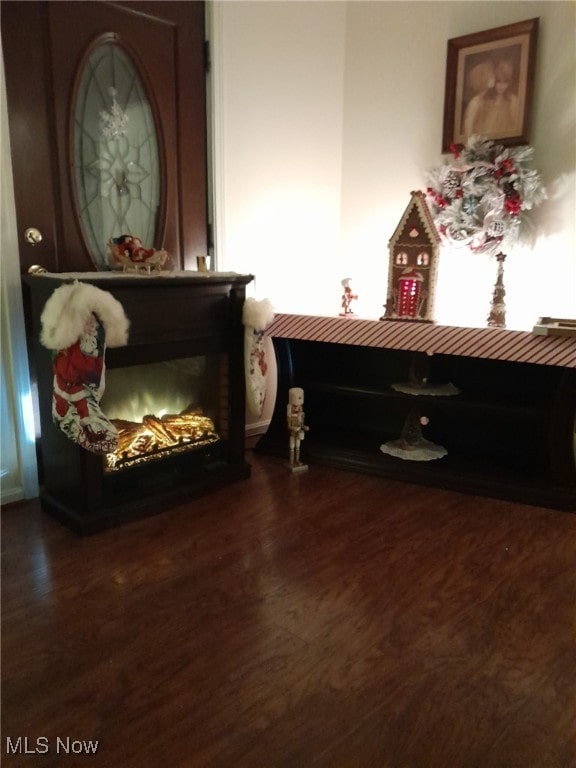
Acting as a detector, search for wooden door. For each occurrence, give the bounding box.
[1,1,208,274]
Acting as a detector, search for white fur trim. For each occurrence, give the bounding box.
[242,298,275,332]
[40,281,130,350]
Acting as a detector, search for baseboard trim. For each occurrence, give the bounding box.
[245,420,270,438]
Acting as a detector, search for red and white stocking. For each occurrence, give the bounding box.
[40,281,130,455]
[242,298,275,417]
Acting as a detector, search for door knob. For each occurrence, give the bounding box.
[24,227,43,245]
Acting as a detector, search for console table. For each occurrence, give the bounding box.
[256,314,576,510]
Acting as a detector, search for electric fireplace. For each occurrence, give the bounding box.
[23,271,254,534]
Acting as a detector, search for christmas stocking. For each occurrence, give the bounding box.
[40,281,130,455]
[242,298,275,417]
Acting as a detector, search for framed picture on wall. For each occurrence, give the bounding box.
[442,18,539,153]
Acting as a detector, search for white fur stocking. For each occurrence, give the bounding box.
[242,298,275,417]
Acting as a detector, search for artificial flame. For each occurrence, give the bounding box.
[104,406,219,472]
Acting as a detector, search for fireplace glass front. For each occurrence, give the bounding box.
[101,354,227,473]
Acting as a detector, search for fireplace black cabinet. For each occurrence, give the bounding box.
[256,315,576,511]
[23,272,254,534]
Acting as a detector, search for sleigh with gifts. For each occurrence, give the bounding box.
[107,234,168,274]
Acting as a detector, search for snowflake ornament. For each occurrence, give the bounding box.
[99,88,129,141]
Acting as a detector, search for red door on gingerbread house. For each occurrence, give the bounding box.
[382,190,440,323]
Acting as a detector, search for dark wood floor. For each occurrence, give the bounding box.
[2,452,575,768]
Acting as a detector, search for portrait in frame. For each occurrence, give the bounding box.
[442,18,539,153]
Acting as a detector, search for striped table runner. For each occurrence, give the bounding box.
[266,314,576,368]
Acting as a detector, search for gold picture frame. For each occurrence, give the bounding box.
[442,18,539,153]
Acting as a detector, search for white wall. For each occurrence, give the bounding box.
[212,0,348,314]
[214,0,576,330]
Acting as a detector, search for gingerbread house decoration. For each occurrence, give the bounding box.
[381,190,441,323]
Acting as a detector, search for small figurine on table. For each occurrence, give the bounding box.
[339,278,358,316]
[286,387,309,472]
[108,234,168,274]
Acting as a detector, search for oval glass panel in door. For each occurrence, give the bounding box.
[73,42,160,269]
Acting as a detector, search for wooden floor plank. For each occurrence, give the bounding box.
[2,452,575,767]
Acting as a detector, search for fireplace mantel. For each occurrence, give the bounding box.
[23,271,254,533]
[32,269,251,284]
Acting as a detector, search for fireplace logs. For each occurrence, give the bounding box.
[106,407,220,471]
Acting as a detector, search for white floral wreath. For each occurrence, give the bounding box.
[425,135,546,257]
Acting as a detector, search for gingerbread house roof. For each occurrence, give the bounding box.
[388,190,441,249]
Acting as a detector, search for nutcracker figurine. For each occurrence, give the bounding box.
[286,387,310,472]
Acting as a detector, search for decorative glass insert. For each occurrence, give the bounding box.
[73,43,160,269]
